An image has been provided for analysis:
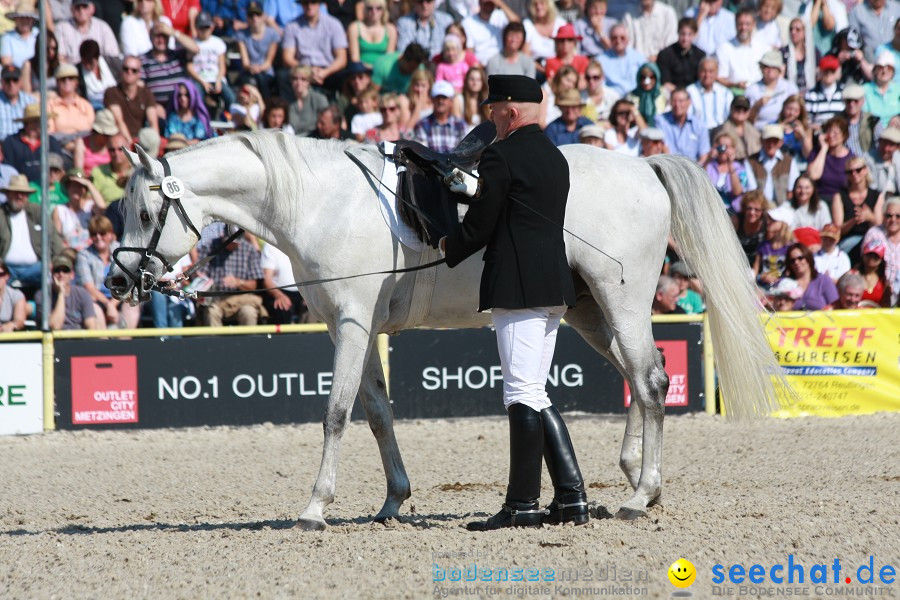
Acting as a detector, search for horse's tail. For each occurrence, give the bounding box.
[645,154,792,419]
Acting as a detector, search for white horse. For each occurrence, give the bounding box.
[108,131,788,530]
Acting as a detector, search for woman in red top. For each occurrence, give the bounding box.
[161,0,199,36]
[545,24,588,83]
[852,239,892,307]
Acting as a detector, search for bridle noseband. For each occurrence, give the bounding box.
[112,157,203,301]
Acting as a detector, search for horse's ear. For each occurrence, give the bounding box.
[135,144,163,177]
[124,147,139,167]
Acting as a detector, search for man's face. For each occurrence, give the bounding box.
[678,26,695,49]
[122,59,143,83]
[109,135,130,166]
[839,285,863,309]
[610,27,628,53]
[433,94,452,117]
[671,91,690,117]
[414,0,435,19]
[561,104,581,125]
[6,191,28,213]
[761,64,780,83]
[736,13,754,42]
[703,0,722,14]
[879,138,899,160]
[72,1,93,24]
[763,136,782,157]
[698,61,716,87]
[1,75,19,97]
[302,0,321,18]
[874,64,894,85]
[844,97,863,117]
[480,0,495,13]
[152,31,169,51]
[317,111,338,137]
[655,285,679,313]
[731,104,749,123]
[641,138,664,155]
[821,67,840,85]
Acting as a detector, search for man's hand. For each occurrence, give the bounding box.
[443,168,480,197]
[274,293,292,311]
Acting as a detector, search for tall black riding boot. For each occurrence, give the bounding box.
[467,404,545,531]
[541,406,589,525]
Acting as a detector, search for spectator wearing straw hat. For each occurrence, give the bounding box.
[804,55,846,126]
[0,174,64,288]
[745,50,798,128]
[545,88,593,146]
[815,223,852,281]
[747,123,800,206]
[48,62,95,137]
[55,0,120,64]
[0,65,35,141]
[545,24,587,82]
[1,0,39,69]
[870,126,900,193]
[577,122,605,147]
[863,50,900,122]
[76,107,118,175]
[2,103,64,182]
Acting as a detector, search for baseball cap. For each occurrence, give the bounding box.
[793,227,821,248]
[431,80,455,98]
[52,254,75,271]
[875,51,896,68]
[196,10,213,28]
[1,65,21,80]
[247,1,264,14]
[72,0,92,6]
[732,96,751,110]
[819,55,840,71]
[861,239,885,257]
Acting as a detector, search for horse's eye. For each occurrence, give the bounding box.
[140,210,151,226]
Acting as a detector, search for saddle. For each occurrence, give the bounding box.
[391,121,496,249]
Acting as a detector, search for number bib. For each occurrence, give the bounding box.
[161,176,185,200]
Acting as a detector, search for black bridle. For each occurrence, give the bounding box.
[111,157,222,301]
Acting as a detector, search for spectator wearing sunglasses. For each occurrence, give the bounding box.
[35,252,100,330]
[104,55,160,141]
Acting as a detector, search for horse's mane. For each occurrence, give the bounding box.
[129,131,358,233]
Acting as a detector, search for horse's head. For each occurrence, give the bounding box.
[106,145,204,305]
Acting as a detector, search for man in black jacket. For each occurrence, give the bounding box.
[440,75,588,531]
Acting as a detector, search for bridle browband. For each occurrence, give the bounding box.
[111,156,240,301]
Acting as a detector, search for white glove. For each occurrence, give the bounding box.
[443,167,480,198]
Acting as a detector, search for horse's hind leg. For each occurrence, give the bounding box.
[564,298,641,491]
[296,318,374,531]
[358,348,411,523]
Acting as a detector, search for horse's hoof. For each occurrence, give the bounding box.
[294,518,327,531]
[614,507,647,520]
[647,494,663,508]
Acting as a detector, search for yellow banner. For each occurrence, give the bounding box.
[764,309,900,417]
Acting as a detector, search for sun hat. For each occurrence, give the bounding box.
[138,127,160,157]
[92,108,118,135]
[52,254,75,271]
[165,133,189,151]
[875,51,896,69]
[63,167,89,187]
[761,124,784,140]
[9,0,39,19]
[640,127,665,141]
[55,63,78,79]
[732,96,751,110]
[878,127,900,144]
[759,50,784,68]
[578,123,606,139]
[820,223,841,240]
[555,88,584,107]
[48,152,65,170]
[16,103,55,121]
[0,173,32,194]
[842,84,864,100]
[553,23,582,41]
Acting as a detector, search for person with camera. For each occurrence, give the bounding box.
[704,130,749,209]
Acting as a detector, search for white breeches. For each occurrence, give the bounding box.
[491,306,567,412]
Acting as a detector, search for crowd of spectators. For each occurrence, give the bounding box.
[1,0,900,333]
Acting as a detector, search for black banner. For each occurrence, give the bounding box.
[54,322,704,429]
[388,323,704,418]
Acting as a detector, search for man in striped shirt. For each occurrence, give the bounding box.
[805,55,847,126]
[140,21,199,107]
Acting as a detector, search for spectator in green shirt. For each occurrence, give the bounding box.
[27,152,68,206]
[670,261,706,314]
[372,42,428,95]
[90,134,132,204]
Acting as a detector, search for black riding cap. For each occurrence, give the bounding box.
[481,75,543,106]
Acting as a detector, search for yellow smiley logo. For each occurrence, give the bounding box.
[668,558,696,588]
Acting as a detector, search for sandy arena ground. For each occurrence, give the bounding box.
[1,412,898,599]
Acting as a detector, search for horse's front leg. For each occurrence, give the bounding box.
[296,317,374,531]
[358,347,411,522]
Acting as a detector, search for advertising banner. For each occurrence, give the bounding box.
[0,343,43,435]
[387,322,704,418]
[766,309,900,417]
[54,322,704,429]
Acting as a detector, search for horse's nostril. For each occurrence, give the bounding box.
[109,275,128,289]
